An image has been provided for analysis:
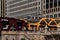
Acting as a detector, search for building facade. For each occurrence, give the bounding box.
[1,0,7,17]
[42,0,60,18]
[7,0,60,19]
[7,0,41,19]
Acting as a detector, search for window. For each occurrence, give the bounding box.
[52,9,53,12]
[58,8,60,11]
[54,0,57,7]
[50,9,51,12]
[39,2,40,5]
[43,11,45,14]
[46,0,49,3]
[54,0,57,2]
[47,10,49,13]
[46,4,49,9]
[50,15,53,18]
[50,0,53,2]
[46,10,49,13]
[54,2,57,7]
[54,9,55,12]
[17,21,22,29]
[46,15,49,18]
[50,3,53,8]
[58,13,60,17]
[54,14,57,18]
[58,0,60,6]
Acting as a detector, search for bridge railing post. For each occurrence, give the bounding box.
[45,25,48,33]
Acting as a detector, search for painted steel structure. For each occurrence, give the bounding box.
[0,17,28,31]
[0,17,60,40]
[0,17,60,31]
[27,18,60,31]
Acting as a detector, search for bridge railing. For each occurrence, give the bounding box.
[26,27,60,34]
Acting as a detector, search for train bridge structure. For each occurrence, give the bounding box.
[0,17,60,40]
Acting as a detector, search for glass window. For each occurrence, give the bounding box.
[46,4,49,9]
[52,9,53,12]
[54,0,57,2]
[50,3,53,8]
[54,9,55,12]
[39,2,40,5]
[58,0,60,6]
[50,0,53,2]
[58,8,60,11]
[43,11,45,14]
[56,8,57,11]
[46,0,49,3]
[58,13,60,17]
[54,2,57,7]
[17,21,22,28]
[50,0,53,3]
[50,15,53,18]
[54,14,57,18]
[54,0,57,7]
[46,15,49,18]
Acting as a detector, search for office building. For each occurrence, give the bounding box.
[1,0,7,17]
[42,0,60,18]
[7,0,41,19]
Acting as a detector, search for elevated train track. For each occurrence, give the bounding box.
[27,18,60,31]
[0,17,60,31]
[0,17,60,40]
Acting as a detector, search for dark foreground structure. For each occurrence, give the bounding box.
[0,17,60,40]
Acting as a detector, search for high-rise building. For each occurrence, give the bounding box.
[42,0,60,18]
[7,0,60,19]
[1,0,7,17]
[7,0,41,19]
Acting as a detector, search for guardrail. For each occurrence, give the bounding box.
[26,27,60,35]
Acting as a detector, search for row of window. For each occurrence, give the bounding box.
[43,8,60,14]
[46,13,60,18]
[8,2,38,12]
[8,0,37,6]
[46,0,57,3]
[46,0,60,9]
[8,7,38,15]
